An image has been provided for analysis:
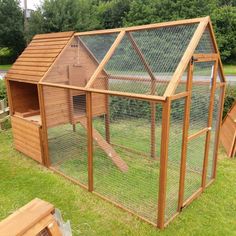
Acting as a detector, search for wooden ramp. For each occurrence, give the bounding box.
[78,117,128,172]
[220,102,236,157]
[0,198,62,236]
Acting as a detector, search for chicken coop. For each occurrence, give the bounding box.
[5,16,226,229]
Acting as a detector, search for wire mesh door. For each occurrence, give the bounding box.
[183,57,218,203]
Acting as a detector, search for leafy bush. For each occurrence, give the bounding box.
[0,79,6,100]
[223,84,236,119]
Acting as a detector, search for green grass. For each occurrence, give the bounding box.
[0,64,11,70]
[1,125,236,235]
[223,64,236,75]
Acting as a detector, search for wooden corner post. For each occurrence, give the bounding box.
[86,91,93,192]
[157,97,171,229]
[38,84,50,167]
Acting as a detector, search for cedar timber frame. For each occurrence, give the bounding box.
[5,16,226,229]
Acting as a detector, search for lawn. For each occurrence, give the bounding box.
[1,127,236,235]
[0,64,11,70]
[224,64,236,75]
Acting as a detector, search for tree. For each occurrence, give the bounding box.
[211,6,236,62]
[0,0,25,58]
[97,0,131,29]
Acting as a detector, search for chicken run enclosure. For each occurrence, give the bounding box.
[5,17,226,229]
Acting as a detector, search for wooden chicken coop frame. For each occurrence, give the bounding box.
[5,16,226,229]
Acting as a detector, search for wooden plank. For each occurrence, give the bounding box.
[170,91,189,101]
[26,45,65,50]
[24,214,54,236]
[192,53,218,62]
[164,17,209,96]
[24,48,62,54]
[20,53,59,58]
[187,127,210,141]
[202,60,218,189]
[33,31,74,40]
[7,73,42,81]
[11,65,48,72]
[33,37,71,43]
[17,57,55,62]
[75,17,205,36]
[208,20,226,83]
[29,40,68,47]
[39,81,166,102]
[0,198,54,236]
[8,69,45,77]
[85,30,126,88]
[38,84,51,167]
[14,61,52,67]
[86,92,93,191]
[177,62,193,211]
[157,97,171,229]
[78,116,129,172]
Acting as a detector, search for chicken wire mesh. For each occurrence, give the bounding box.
[195,27,215,54]
[88,24,198,96]
[183,60,217,201]
[43,86,88,186]
[165,98,185,221]
[92,94,162,224]
[188,61,215,135]
[206,85,221,183]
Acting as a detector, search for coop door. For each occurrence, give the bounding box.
[183,56,218,202]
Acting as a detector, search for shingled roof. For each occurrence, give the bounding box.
[6,31,74,83]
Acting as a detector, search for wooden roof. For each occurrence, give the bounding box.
[6,31,74,83]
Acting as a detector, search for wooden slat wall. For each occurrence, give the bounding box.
[6,31,74,83]
[11,116,43,163]
[43,86,70,128]
[220,102,236,157]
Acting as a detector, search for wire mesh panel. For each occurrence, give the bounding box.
[79,33,119,62]
[184,60,216,201]
[89,24,198,96]
[195,27,215,54]
[92,94,162,224]
[184,134,206,201]
[165,98,185,221]
[188,61,215,135]
[206,86,221,182]
[43,86,88,186]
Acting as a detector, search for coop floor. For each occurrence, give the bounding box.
[48,120,206,224]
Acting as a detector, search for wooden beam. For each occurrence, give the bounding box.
[75,17,205,36]
[86,92,93,192]
[192,53,218,62]
[201,60,218,189]
[4,79,14,115]
[187,127,210,141]
[39,81,166,102]
[208,20,226,83]
[157,97,171,229]
[164,17,209,96]
[170,91,189,101]
[177,62,194,212]
[38,84,50,167]
[85,30,126,89]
